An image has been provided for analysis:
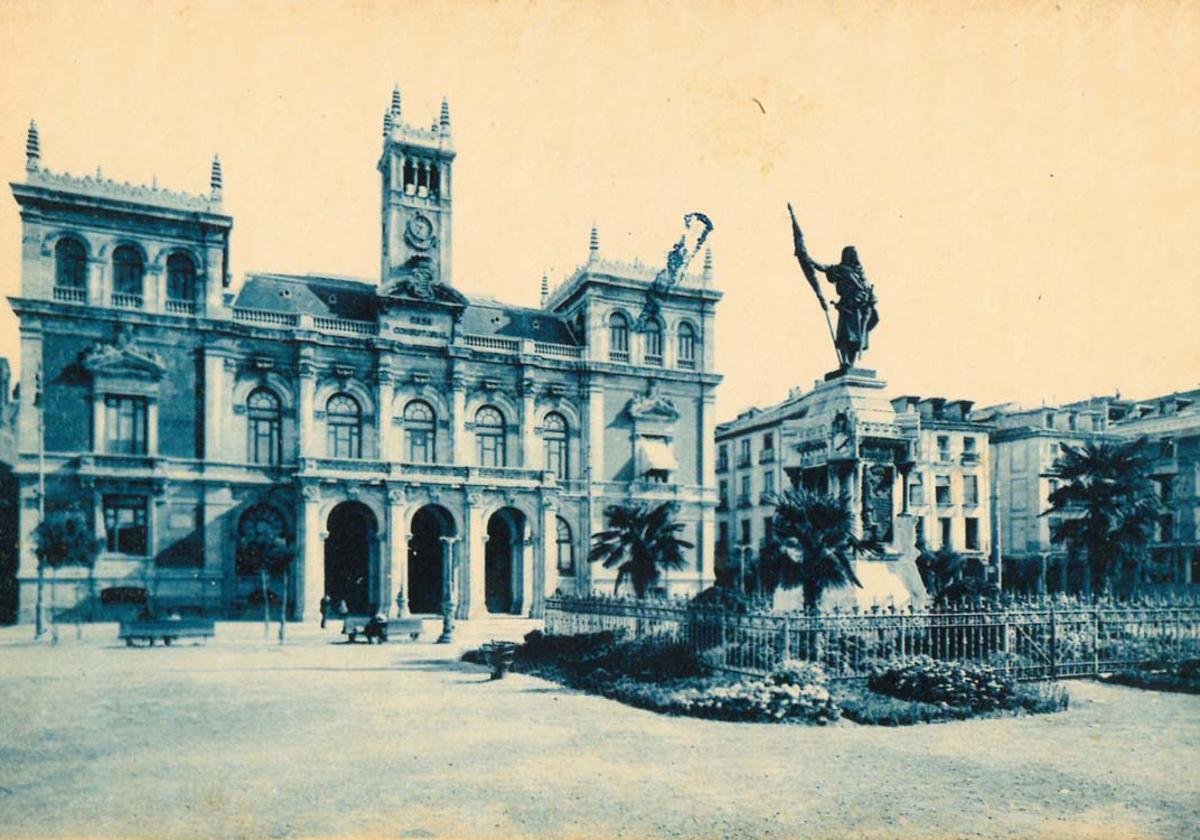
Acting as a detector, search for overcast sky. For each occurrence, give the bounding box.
[2,0,1197,422]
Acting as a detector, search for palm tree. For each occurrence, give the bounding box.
[764,489,878,610]
[588,502,693,598]
[1044,437,1163,596]
[916,543,966,601]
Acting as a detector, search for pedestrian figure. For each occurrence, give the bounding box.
[319,593,332,629]
[337,598,349,618]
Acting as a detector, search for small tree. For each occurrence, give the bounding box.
[34,507,100,642]
[916,543,966,600]
[588,501,693,598]
[1044,438,1162,596]
[764,489,877,611]
[236,521,295,643]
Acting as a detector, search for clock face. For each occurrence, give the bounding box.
[405,214,436,250]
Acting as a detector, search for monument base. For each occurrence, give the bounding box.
[824,366,877,382]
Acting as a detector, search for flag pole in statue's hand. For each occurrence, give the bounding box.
[787,202,839,361]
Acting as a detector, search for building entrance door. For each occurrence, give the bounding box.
[324,502,375,615]
[409,505,452,614]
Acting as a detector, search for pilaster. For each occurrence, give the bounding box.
[298,483,324,621]
[386,485,409,617]
[464,491,486,618]
[297,351,316,461]
[450,370,467,463]
[519,373,537,468]
[376,366,394,461]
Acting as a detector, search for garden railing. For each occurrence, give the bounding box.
[544,595,1200,681]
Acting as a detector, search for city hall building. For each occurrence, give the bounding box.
[7,90,722,623]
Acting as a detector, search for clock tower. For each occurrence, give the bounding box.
[378,86,455,290]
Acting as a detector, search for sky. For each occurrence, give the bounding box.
[0,0,1197,423]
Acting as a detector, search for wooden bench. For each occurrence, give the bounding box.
[342,616,425,643]
[119,618,216,647]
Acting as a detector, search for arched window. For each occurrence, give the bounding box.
[55,238,87,289]
[112,245,144,302]
[326,393,362,459]
[677,322,696,369]
[555,517,575,574]
[403,400,436,463]
[247,388,282,466]
[608,312,629,361]
[542,412,568,480]
[644,320,663,366]
[166,253,196,303]
[474,405,506,467]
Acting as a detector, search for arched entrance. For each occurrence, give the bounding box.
[409,505,454,614]
[485,507,527,614]
[325,502,376,615]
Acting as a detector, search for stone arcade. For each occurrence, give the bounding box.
[8,90,722,623]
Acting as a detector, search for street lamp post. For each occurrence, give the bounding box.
[436,535,459,644]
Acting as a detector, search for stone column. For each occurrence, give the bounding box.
[519,526,535,618]
[375,366,393,461]
[437,535,460,642]
[297,354,316,460]
[450,372,467,463]
[697,388,717,587]
[298,483,324,621]
[387,486,409,617]
[536,497,558,616]
[202,483,234,614]
[202,348,224,460]
[465,492,487,618]
[519,374,537,468]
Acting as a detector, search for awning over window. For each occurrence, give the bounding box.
[636,437,678,476]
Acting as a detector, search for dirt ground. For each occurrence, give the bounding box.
[0,622,1197,840]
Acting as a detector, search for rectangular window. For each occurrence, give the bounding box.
[763,517,774,542]
[104,395,148,455]
[718,521,729,552]
[962,475,979,506]
[718,480,728,508]
[738,438,751,467]
[739,475,751,507]
[937,435,951,462]
[961,436,979,464]
[717,444,728,472]
[408,429,431,463]
[103,495,148,555]
[909,472,924,507]
[965,517,980,550]
[544,437,567,480]
[935,475,952,506]
[763,470,775,495]
[762,433,773,450]
[740,519,751,545]
[939,516,952,549]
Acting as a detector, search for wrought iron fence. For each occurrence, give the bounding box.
[544,594,1200,681]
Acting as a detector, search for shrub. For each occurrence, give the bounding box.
[867,656,1015,711]
[667,678,840,724]
[689,586,759,614]
[770,660,829,688]
[834,679,1068,725]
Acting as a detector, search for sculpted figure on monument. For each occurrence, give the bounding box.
[788,204,880,369]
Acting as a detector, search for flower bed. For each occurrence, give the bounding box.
[1100,658,1200,695]
[463,632,1069,726]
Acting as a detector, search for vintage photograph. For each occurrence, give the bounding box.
[0,1,1197,838]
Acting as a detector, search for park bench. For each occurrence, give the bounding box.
[342,616,426,643]
[119,618,216,647]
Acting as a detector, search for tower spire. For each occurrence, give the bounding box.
[588,223,599,260]
[210,154,223,200]
[25,120,40,173]
[383,110,393,137]
[390,84,402,117]
[439,97,451,134]
[540,272,549,307]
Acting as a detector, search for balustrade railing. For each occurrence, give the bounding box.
[53,286,87,303]
[111,293,143,309]
[233,307,300,328]
[544,595,1200,681]
[534,341,583,360]
[166,299,198,315]
[313,316,376,336]
[464,334,520,353]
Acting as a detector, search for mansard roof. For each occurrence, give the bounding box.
[233,273,580,344]
[236,273,378,321]
[461,296,578,345]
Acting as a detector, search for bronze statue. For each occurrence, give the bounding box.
[788,204,880,369]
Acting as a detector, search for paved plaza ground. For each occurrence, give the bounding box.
[0,621,1197,840]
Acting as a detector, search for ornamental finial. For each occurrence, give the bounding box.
[25,120,40,172]
[210,154,223,199]
[703,246,713,276]
[540,272,549,307]
[383,111,393,137]
[589,223,599,255]
[391,84,402,116]
[439,97,451,132]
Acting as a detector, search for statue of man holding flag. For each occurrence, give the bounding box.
[788,204,880,369]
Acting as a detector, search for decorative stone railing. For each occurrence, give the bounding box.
[463,334,521,354]
[53,286,86,303]
[312,316,377,336]
[27,168,221,213]
[233,308,300,328]
[111,293,143,309]
[166,299,198,315]
[534,341,583,360]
